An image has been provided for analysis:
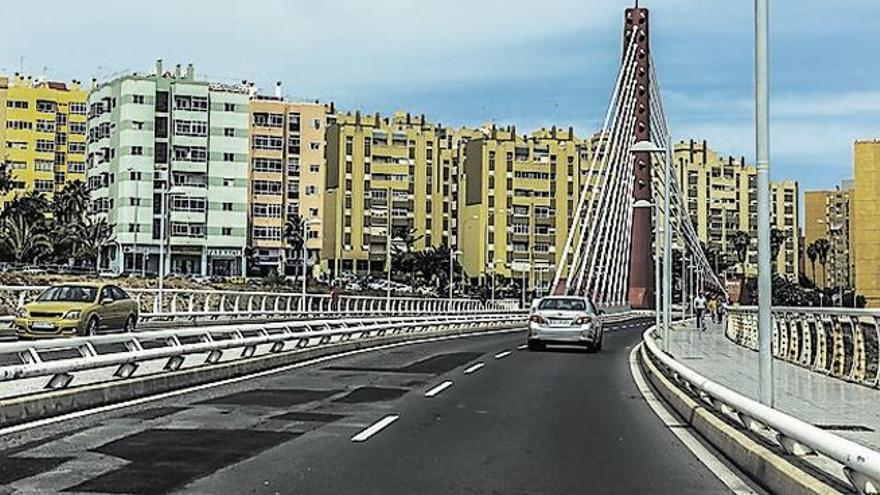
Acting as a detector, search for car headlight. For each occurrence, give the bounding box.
[575,316,592,325]
[63,310,82,320]
[16,308,26,318]
[529,314,545,324]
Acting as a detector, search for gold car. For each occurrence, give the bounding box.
[14,283,139,338]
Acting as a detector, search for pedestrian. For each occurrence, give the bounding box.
[707,297,718,324]
[330,284,340,311]
[693,293,707,331]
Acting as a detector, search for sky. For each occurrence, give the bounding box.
[2,0,878,192]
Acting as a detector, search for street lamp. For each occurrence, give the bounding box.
[448,249,462,300]
[630,141,672,355]
[301,219,321,297]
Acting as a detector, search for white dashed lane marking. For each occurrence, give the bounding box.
[424,381,454,398]
[351,414,400,442]
[494,351,512,359]
[463,362,485,374]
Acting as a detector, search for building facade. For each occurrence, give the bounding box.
[460,126,592,294]
[0,74,88,206]
[803,182,852,290]
[673,140,799,282]
[86,62,249,276]
[323,112,467,275]
[247,85,333,273]
[853,140,880,307]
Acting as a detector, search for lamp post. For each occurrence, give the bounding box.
[448,248,462,300]
[631,140,672,354]
[755,0,774,406]
[386,187,393,306]
[634,198,661,336]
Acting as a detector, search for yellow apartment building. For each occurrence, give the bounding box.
[460,125,594,294]
[674,140,799,281]
[247,86,333,273]
[852,140,880,307]
[803,182,852,289]
[0,74,88,207]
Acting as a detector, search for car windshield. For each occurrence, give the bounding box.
[36,286,98,303]
[538,298,589,312]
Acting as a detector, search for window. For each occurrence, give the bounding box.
[253,135,284,150]
[309,207,319,217]
[6,120,33,130]
[35,180,54,192]
[253,226,282,240]
[305,185,317,196]
[252,203,283,218]
[223,152,235,162]
[224,103,236,112]
[6,100,28,109]
[253,158,283,173]
[128,224,142,233]
[253,180,283,195]
[68,142,86,154]
[36,140,55,153]
[221,227,233,236]
[133,94,145,104]
[36,100,56,113]
[309,164,320,173]
[174,120,208,137]
[172,145,207,162]
[224,127,235,137]
[69,122,87,134]
[130,198,142,206]
[174,96,208,111]
[69,102,87,115]
[35,160,53,172]
[222,202,233,211]
[129,171,143,180]
[68,161,86,173]
[35,119,56,133]
[171,197,206,212]
[310,141,320,150]
[222,178,235,187]
[131,146,143,156]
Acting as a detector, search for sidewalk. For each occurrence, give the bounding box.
[665,318,880,451]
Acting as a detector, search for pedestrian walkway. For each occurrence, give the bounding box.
[665,318,880,451]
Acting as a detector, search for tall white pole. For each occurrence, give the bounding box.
[681,253,687,319]
[449,247,454,300]
[301,221,308,296]
[158,186,166,314]
[663,143,673,353]
[654,202,661,334]
[386,187,392,305]
[755,0,774,407]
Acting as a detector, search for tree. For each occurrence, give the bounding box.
[813,238,831,289]
[730,230,750,301]
[69,217,114,269]
[0,213,51,263]
[391,226,423,253]
[53,180,90,225]
[282,214,306,277]
[770,227,788,273]
[806,242,819,285]
[0,162,15,197]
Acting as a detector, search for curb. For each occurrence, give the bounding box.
[0,323,524,428]
[638,344,844,495]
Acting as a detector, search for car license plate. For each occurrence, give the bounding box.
[31,322,55,330]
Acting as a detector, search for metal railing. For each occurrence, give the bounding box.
[726,306,880,389]
[0,314,525,395]
[0,285,521,325]
[643,325,880,494]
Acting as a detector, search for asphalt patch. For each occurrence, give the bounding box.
[65,429,297,494]
[197,389,340,408]
[333,387,408,404]
[326,352,483,374]
[272,411,347,423]
[123,407,188,420]
[0,456,72,484]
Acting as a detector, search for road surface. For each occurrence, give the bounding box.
[0,317,753,494]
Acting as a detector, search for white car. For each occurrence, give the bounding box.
[527,296,604,352]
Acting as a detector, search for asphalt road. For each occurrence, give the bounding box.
[0,317,746,494]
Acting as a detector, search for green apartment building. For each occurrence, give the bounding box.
[86,61,249,276]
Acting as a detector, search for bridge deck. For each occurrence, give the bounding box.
[667,319,880,451]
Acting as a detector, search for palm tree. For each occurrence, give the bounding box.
[770,228,788,273]
[283,214,306,278]
[70,217,114,269]
[53,180,90,224]
[0,162,15,196]
[391,226,423,253]
[806,242,819,284]
[0,213,51,263]
[731,231,750,275]
[813,238,831,289]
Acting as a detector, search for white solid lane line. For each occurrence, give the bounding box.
[424,381,454,398]
[351,414,400,442]
[628,345,758,494]
[494,351,511,359]
[517,344,528,350]
[463,362,485,374]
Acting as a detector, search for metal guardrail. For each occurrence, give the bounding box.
[643,325,880,494]
[0,314,525,394]
[0,285,521,325]
[726,306,880,389]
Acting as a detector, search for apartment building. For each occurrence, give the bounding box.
[852,140,880,307]
[0,74,88,206]
[86,61,249,276]
[247,84,333,273]
[460,126,592,294]
[323,111,469,275]
[803,181,852,290]
[673,140,799,281]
